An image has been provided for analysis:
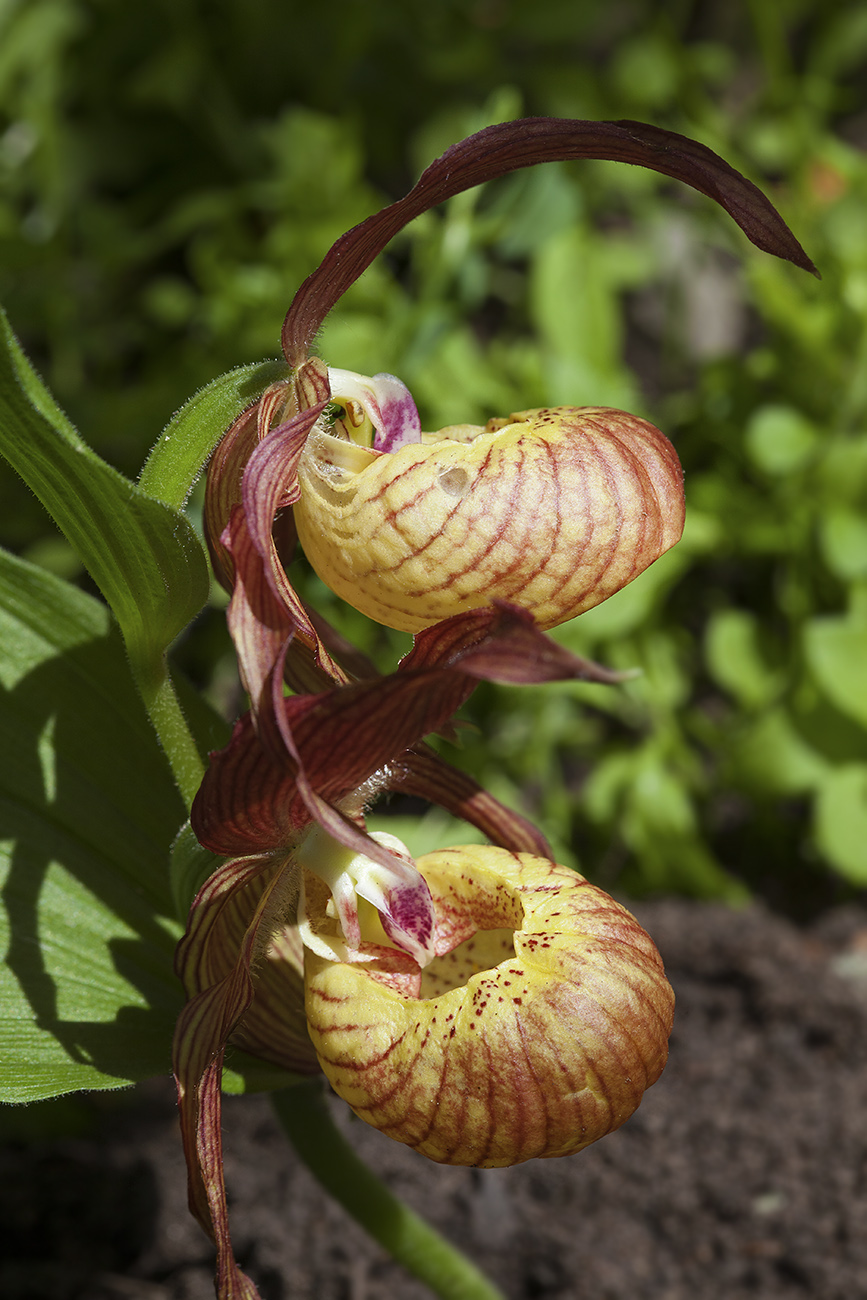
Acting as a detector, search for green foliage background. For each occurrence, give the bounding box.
[2,0,866,911]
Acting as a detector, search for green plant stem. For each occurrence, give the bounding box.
[135,661,205,810]
[272,1080,506,1300]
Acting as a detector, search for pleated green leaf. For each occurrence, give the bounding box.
[0,551,185,1101]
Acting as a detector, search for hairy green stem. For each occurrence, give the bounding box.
[135,661,205,810]
[272,1080,506,1300]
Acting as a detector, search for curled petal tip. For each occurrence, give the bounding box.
[294,404,685,633]
[305,845,674,1167]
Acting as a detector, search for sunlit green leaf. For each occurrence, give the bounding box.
[818,507,867,581]
[728,707,827,795]
[804,615,867,730]
[705,608,784,710]
[0,550,184,1101]
[814,764,867,885]
[744,404,818,475]
[0,306,208,685]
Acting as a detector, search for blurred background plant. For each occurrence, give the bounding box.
[2,0,865,913]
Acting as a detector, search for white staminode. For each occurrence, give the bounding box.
[296,824,435,967]
[327,368,421,452]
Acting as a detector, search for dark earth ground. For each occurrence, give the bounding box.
[3,896,867,1300]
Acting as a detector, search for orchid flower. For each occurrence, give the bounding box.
[174,603,659,1298]
[203,117,815,697]
[176,117,815,1299]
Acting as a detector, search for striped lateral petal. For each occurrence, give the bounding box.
[172,859,297,1300]
[174,854,315,1073]
[204,381,293,591]
[205,360,342,706]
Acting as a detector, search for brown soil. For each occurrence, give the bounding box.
[3,897,867,1300]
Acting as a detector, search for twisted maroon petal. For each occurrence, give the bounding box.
[399,601,629,685]
[389,743,554,860]
[223,398,351,718]
[192,603,623,858]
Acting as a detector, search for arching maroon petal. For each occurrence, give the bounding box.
[264,655,437,950]
[191,668,472,856]
[204,381,294,593]
[175,853,318,1075]
[175,854,277,995]
[282,117,818,366]
[230,374,355,693]
[224,505,348,723]
[281,632,353,696]
[192,706,305,855]
[302,605,381,682]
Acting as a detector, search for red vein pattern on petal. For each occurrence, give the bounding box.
[240,405,322,566]
[175,855,277,995]
[224,507,299,719]
[176,854,318,1076]
[223,513,347,732]
[204,400,262,593]
[265,655,437,937]
[293,406,685,635]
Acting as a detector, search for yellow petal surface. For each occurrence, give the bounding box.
[294,407,684,633]
[304,846,674,1167]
